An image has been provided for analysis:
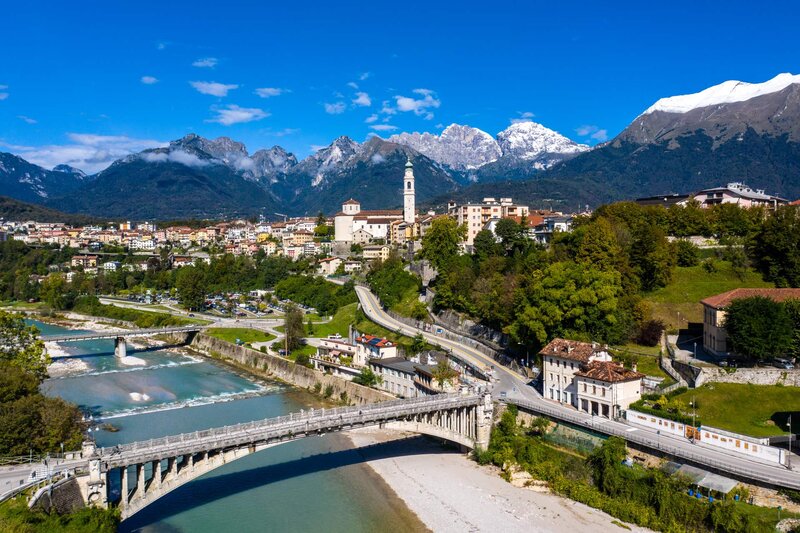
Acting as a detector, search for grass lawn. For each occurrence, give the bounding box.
[308,303,357,338]
[390,288,427,320]
[644,262,772,329]
[289,343,317,360]
[206,327,276,344]
[671,383,800,437]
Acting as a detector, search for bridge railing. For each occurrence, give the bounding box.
[100,393,479,457]
[506,397,800,490]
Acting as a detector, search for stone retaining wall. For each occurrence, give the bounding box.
[699,367,800,387]
[191,333,393,405]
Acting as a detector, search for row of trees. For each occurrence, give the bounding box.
[0,312,85,455]
[725,296,800,361]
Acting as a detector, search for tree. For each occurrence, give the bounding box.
[494,218,526,252]
[284,304,305,352]
[724,296,793,361]
[629,223,675,291]
[353,367,382,387]
[674,240,700,267]
[473,229,500,259]
[432,360,459,389]
[419,217,466,271]
[750,206,800,287]
[39,274,68,310]
[410,333,427,355]
[784,299,800,359]
[175,265,207,310]
[0,311,48,380]
[509,262,625,348]
[306,317,314,335]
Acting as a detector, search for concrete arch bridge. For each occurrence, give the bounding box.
[77,392,492,520]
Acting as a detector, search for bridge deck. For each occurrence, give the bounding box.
[41,325,203,343]
[99,393,482,468]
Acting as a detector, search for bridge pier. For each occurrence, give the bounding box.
[114,337,127,358]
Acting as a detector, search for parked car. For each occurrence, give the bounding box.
[773,358,795,370]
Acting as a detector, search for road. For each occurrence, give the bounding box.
[354,285,800,490]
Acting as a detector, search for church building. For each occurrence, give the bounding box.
[334,158,419,244]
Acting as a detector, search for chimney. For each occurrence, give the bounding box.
[632,363,638,373]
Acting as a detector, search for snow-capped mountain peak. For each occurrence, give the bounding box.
[496,121,589,160]
[643,72,800,115]
[388,124,502,170]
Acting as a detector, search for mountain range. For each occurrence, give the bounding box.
[2,73,800,219]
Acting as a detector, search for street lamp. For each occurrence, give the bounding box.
[787,414,793,470]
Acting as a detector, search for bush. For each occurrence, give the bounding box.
[323,385,334,398]
[636,319,665,347]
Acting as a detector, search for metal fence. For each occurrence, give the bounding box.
[507,397,800,490]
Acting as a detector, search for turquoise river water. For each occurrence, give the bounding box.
[35,320,424,532]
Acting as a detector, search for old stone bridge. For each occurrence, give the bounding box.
[76,392,492,520]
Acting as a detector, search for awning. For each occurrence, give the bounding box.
[662,462,738,494]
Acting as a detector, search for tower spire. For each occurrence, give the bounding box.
[403,156,415,225]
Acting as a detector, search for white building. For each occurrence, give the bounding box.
[354,334,398,367]
[693,182,787,209]
[448,197,529,247]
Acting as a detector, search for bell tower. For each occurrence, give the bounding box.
[403,157,415,225]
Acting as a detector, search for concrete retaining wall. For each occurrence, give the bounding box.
[191,333,393,405]
[699,368,800,387]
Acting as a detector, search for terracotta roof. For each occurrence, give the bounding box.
[575,361,644,384]
[506,215,545,227]
[539,338,605,363]
[701,288,800,309]
[791,199,800,206]
[343,199,360,205]
[356,334,393,348]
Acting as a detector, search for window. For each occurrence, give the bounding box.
[602,388,606,397]
[583,383,587,392]
[570,362,574,370]
[407,182,412,189]
[592,385,596,395]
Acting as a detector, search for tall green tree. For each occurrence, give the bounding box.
[175,265,207,310]
[724,296,793,361]
[39,273,68,310]
[781,299,800,359]
[509,262,624,347]
[284,304,305,352]
[419,217,466,271]
[750,205,800,287]
[0,311,48,380]
[629,223,675,291]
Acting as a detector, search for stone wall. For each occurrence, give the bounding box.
[191,333,393,405]
[699,367,800,387]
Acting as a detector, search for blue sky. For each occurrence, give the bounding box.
[1,0,799,173]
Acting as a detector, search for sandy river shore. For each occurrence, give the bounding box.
[348,427,651,533]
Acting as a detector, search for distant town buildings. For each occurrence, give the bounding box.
[635,182,788,210]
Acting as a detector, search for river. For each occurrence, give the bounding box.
[35,320,425,532]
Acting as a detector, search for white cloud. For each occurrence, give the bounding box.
[371,153,385,164]
[192,57,218,68]
[10,133,166,174]
[0,85,8,100]
[511,111,535,124]
[359,72,371,81]
[365,114,379,124]
[189,81,239,97]
[435,123,444,129]
[347,82,359,89]
[393,89,441,117]
[142,150,209,168]
[255,87,285,98]
[370,124,397,131]
[156,42,167,50]
[273,128,300,137]
[352,92,371,107]
[17,115,37,124]
[575,124,608,142]
[141,76,158,85]
[208,104,269,125]
[310,144,327,152]
[380,100,397,115]
[324,102,346,114]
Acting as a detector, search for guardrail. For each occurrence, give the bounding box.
[506,397,800,490]
[100,393,480,459]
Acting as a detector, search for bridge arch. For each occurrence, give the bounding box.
[81,393,493,521]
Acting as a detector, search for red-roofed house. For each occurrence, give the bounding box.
[354,334,398,366]
[701,288,800,356]
[540,338,643,417]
